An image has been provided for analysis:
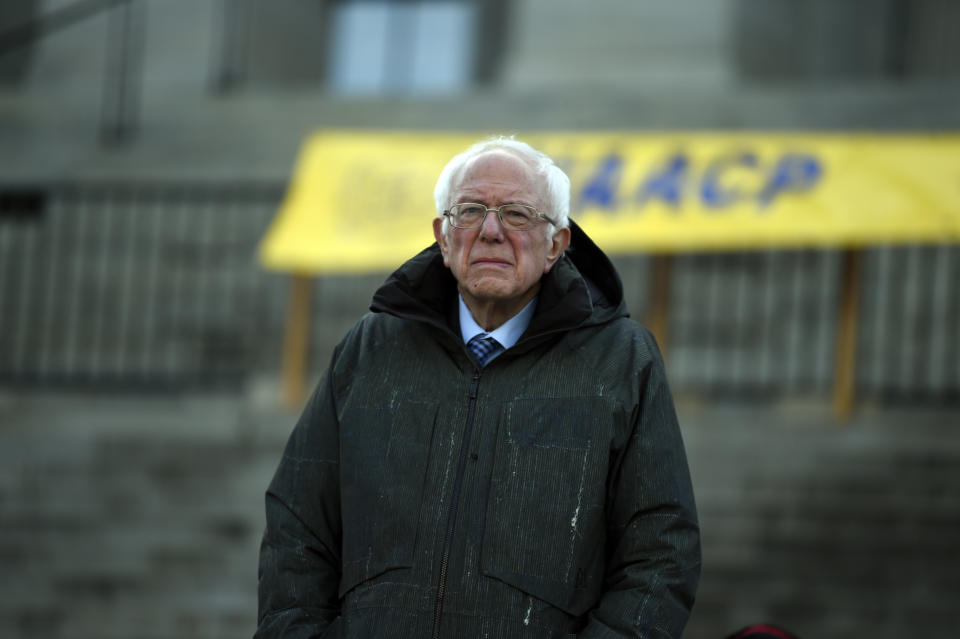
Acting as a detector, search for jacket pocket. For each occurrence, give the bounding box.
[481,397,615,616]
[338,399,439,596]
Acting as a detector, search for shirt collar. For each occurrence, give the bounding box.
[458,294,537,351]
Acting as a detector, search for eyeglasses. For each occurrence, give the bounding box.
[443,203,558,231]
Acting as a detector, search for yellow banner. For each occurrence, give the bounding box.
[259,130,960,274]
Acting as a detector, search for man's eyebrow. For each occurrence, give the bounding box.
[455,195,538,207]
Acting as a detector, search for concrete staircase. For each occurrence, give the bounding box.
[0,391,286,639]
[1,390,958,639]
[682,402,960,638]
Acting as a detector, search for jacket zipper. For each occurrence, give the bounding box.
[432,368,482,639]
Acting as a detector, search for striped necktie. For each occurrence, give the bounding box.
[468,334,503,367]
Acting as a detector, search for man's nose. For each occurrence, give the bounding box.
[478,208,505,239]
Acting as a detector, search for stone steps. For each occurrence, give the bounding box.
[1,393,958,639]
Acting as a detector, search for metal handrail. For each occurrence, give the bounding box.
[0,0,126,56]
[0,0,144,145]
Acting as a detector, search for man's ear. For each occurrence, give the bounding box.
[543,226,571,273]
[433,217,450,265]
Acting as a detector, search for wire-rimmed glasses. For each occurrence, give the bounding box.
[443,203,557,231]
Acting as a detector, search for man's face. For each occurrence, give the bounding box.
[433,150,570,321]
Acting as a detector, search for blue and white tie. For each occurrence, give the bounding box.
[468,334,503,367]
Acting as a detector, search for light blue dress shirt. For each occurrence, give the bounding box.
[458,295,537,364]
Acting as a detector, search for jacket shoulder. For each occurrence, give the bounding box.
[331,312,409,362]
[581,316,665,365]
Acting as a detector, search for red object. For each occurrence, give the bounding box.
[729,624,798,639]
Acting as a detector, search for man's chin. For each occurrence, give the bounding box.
[462,279,516,303]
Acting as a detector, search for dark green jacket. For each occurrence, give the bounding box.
[257,222,700,638]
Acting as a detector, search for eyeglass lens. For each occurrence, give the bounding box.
[452,204,538,229]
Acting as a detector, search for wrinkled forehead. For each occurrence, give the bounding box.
[452,150,546,206]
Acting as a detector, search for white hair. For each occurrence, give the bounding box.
[433,136,571,237]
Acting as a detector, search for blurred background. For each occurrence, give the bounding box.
[1,0,959,637]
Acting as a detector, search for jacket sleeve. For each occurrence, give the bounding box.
[580,332,701,639]
[255,364,343,638]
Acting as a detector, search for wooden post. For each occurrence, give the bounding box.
[833,248,862,421]
[282,273,312,408]
[646,254,674,361]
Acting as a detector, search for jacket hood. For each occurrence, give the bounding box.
[370,220,628,338]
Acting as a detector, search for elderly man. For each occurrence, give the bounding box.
[256,138,700,638]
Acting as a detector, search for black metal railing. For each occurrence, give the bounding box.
[653,247,960,401]
[0,181,286,390]
[1,181,958,402]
